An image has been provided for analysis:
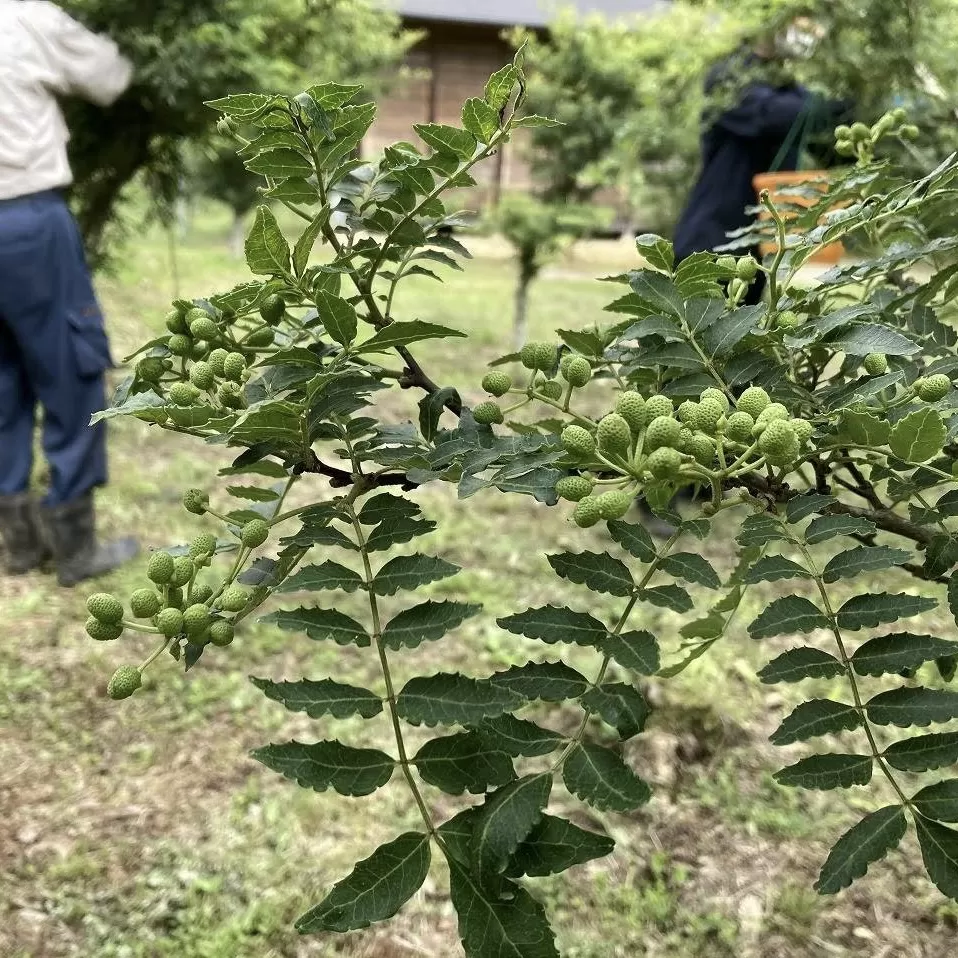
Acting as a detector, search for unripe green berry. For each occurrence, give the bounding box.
[835,124,852,140]
[166,587,184,609]
[555,475,594,502]
[736,386,770,418]
[916,374,951,403]
[616,392,646,432]
[220,586,251,613]
[182,488,209,516]
[246,327,275,348]
[538,380,563,401]
[87,592,124,624]
[169,382,200,407]
[171,556,194,588]
[863,353,888,376]
[759,420,798,464]
[835,139,856,157]
[736,256,759,281]
[217,381,245,408]
[260,294,286,325]
[851,121,872,142]
[560,355,592,388]
[597,414,633,455]
[776,311,802,330]
[572,496,603,528]
[643,394,674,424]
[692,397,725,434]
[166,308,189,334]
[756,402,789,426]
[85,615,123,641]
[191,584,215,605]
[533,342,558,371]
[595,490,632,520]
[130,588,162,619]
[677,426,693,451]
[136,357,167,382]
[725,411,755,444]
[687,433,716,467]
[168,334,193,357]
[190,342,209,361]
[156,607,184,637]
[646,446,683,479]
[901,124,920,141]
[107,666,142,700]
[223,352,247,382]
[644,415,682,452]
[562,425,596,458]
[716,255,737,271]
[699,388,730,413]
[182,603,211,636]
[189,533,218,559]
[481,372,512,397]
[241,519,269,548]
[208,348,230,377]
[189,361,216,391]
[473,401,504,425]
[147,551,176,584]
[520,342,539,369]
[209,620,235,647]
[189,316,219,342]
[790,419,814,444]
[677,400,699,425]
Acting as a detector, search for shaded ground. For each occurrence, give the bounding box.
[2,210,956,957]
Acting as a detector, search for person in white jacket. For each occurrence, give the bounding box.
[0,1,138,585]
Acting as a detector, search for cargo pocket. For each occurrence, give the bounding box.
[67,303,113,378]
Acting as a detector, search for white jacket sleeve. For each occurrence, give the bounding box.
[31,2,133,106]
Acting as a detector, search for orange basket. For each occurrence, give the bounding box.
[752,170,844,265]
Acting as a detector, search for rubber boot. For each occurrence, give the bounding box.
[0,492,50,574]
[41,493,139,587]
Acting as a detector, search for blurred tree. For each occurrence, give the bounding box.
[62,0,414,266]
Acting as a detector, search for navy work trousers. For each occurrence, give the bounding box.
[0,191,111,505]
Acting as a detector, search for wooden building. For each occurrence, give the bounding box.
[365,1,659,207]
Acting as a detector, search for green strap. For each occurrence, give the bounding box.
[769,94,820,173]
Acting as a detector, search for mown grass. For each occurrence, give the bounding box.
[2,206,957,957]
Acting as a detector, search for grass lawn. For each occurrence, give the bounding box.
[2,207,957,957]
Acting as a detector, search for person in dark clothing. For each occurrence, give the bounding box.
[673,29,852,304]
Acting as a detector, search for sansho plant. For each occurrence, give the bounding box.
[84,50,958,955]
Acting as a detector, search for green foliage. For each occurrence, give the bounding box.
[85,53,958,956]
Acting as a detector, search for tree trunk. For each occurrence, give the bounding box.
[229,210,246,259]
[512,274,532,352]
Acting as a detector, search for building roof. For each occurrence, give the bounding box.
[393,1,660,28]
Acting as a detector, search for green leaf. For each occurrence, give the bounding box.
[305,81,364,109]
[759,647,844,684]
[414,733,515,794]
[737,513,792,547]
[250,677,382,720]
[852,633,958,677]
[225,485,280,503]
[415,123,477,159]
[786,493,837,524]
[638,584,693,613]
[315,291,357,348]
[381,601,480,650]
[513,114,562,128]
[245,206,291,277]
[884,732,958,772]
[889,408,948,463]
[770,699,862,746]
[252,740,394,796]
[913,780,958,823]
[292,210,327,277]
[562,742,651,812]
[547,551,634,596]
[354,320,466,354]
[488,661,590,702]
[836,409,891,447]
[397,673,525,727]
[262,607,370,647]
[473,715,566,758]
[829,323,919,356]
[497,606,607,647]
[371,554,460,596]
[485,64,518,110]
[660,552,722,589]
[823,547,912,583]
[749,596,829,640]
[296,832,430,933]
[805,514,877,544]
[635,234,674,273]
[915,817,958,899]
[447,858,559,958]
[581,683,651,740]
[473,774,553,884]
[815,807,908,895]
[462,97,500,141]
[206,93,279,117]
[277,561,365,594]
[600,630,660,676]
[701,305,763,356]
[774,754,873,790]
[743,555,812,584]
[607,520,657,562]
[246,148,313,179]
[508,815,614,879]
[365,516,437,552]
[866,687,958,727]
[358,493,421,525]
[836,593,937,631]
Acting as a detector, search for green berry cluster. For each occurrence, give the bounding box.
[835,108,918,162]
